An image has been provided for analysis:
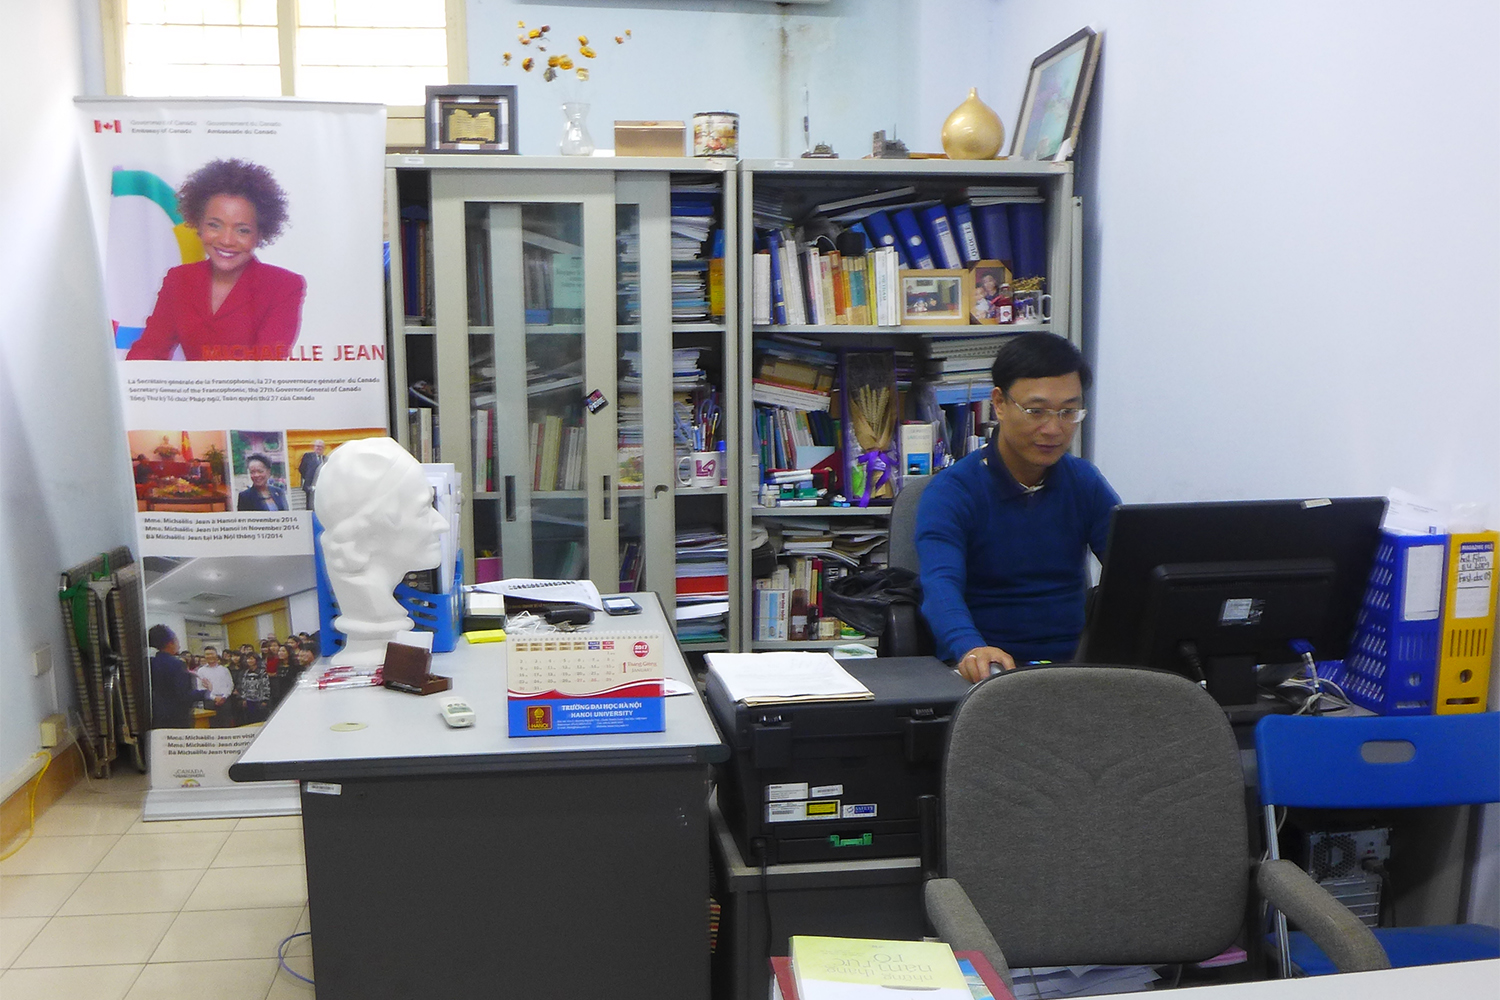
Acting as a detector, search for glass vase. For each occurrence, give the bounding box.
[559,102,595,156]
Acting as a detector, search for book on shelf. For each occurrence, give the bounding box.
[753,251,773,325]
[408,407,434,463]
[812,185,917,216]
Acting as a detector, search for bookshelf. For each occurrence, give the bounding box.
[736,158,1082,650]
[386,156,739,647]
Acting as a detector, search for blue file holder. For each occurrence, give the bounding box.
[312,516,462,657]
[1331,531,1446,715]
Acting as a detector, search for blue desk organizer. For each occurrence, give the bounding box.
[312,517,462,657]
[1327,531,1445,715]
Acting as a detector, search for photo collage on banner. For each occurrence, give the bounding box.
[77,99,388,815]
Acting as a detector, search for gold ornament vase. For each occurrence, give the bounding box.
[941,88,1004,160]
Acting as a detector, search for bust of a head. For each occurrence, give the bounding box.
[317,437,448,666]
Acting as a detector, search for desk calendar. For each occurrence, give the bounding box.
[507,631,666,736]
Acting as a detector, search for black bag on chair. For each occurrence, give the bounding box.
[825,568,934,656]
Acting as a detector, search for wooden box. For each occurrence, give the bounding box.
[614,120,686,157]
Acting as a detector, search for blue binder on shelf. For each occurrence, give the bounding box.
[918,205,962,269]
[892,208,935,269]
[862,211,903,264]
[1008,202,1047,281]
[950,203,982,265]
[973,203,1013,268]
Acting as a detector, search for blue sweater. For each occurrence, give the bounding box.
[915,436,1119,663]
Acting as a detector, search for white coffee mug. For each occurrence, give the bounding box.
[677,451,719,489]
[1014,290,1053,323]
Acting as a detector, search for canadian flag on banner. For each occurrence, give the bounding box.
[94,119,121,133]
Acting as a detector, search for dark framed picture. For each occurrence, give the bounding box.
[900,269,969,326]
[969,260,1014,325]
[425,85,518,154]
[1010,27,1101,162]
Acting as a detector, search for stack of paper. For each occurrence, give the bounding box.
[704,652,873,706]
[1008,965,1159,998]
[676,600,728,644]
[671,189,715,320]
[616,227,640,323]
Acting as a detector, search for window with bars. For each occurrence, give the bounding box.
[110,0,460,107]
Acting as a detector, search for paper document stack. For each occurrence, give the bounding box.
[704,652,873,706]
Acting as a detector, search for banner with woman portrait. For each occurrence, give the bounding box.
[77,98,388,818]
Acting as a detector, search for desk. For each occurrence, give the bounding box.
[1110,958,1498,998]
[230,594,727,1000]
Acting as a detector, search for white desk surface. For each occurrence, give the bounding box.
[1109,959,1498,999]
[230,592,726,782]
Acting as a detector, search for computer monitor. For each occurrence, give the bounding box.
[1076,497,1387,707]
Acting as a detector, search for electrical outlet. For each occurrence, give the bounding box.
[32,644,51,677]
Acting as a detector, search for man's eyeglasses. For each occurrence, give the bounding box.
[1005,395,1087,425]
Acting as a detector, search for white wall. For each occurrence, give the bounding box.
[464,0,920,160]
[955,0,1500,513]
[0,0,137,785]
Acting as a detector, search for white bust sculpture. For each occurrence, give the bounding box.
[317,437,448,667]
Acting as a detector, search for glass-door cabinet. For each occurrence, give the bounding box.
[386,157,738,648]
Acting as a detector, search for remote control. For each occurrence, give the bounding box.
[437,695,475,728]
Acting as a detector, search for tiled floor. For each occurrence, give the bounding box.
[0,771,315,999]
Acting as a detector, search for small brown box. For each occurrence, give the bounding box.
[614,120,686,157]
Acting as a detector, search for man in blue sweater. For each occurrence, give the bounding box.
[916,333,1119,682]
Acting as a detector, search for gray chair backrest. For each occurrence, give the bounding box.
[888,475,932,573]
[942,664,1249,968]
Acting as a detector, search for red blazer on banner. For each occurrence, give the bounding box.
[127,256,306,361]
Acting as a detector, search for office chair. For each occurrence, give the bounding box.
[887,474,930,573]
[925,664,1388,986]
[1255,712,1500,977]
[873,476,935,656]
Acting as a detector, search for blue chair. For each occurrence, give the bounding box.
[1255,712,1500,977]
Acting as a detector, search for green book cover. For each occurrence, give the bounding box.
[790,936,969,998]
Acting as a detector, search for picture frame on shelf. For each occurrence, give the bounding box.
[1010,27,1101,162]
[900,269,969,326]
[425,85,519,154]
[969,260,1013,324]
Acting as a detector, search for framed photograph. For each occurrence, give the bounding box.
[900,269,969,326]
[969,260,1014,325]
[1010,27,1101,162]
[425,85,518,154]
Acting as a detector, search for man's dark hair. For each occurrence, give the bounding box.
[147,624,177,650]
[991,332,1092,394]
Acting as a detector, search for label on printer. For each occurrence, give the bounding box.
[766,782,809,802]
[767,801,808,823]
[843,803,878,819]
[809,784,843,798]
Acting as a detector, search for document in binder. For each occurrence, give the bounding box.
[1435,530,1497,713]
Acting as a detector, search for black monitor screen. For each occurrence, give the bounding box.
[1076,497,1387,705]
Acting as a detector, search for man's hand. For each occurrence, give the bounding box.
[957,645,1016,683]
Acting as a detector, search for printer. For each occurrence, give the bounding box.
[706,656,973,864]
